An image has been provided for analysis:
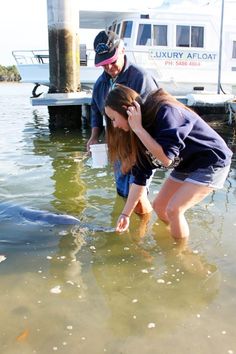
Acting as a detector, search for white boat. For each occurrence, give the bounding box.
[12,4,236,96]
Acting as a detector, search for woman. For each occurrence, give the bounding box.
[104,85,232,239]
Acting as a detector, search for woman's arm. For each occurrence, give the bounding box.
[116,184,146,232]
[127,102,172,167]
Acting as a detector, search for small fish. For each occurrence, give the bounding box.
[16,328,29,342]
[0,255,6,263]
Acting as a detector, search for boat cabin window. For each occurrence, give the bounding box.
[191,26,204,47]
[153,25,167,46]
[110,22,117,33]
[176,25,204,48]
[116,23,121,35]
[136,24,167,46]
[232,41,236,58]
[120,21,133,39]
[137,24,151,45]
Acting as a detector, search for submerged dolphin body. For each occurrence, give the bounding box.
[20,208,81,225]
[0,202,115,233]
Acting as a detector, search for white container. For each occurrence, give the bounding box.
[90,143,108,168]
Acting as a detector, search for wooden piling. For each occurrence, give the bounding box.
[47,0,82,129]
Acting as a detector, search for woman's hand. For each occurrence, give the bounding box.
[116,184,145,233]
[127,101,143,134]
[116,214,130,232]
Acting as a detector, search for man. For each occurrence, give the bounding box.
[87,30,158,214]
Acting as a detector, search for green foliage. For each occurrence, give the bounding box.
[0,65,21,82]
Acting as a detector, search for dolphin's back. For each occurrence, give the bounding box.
[0,202,115,232]
[20,208,81,225]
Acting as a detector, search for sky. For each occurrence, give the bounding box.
[0,0,235,66]
[1,0,158,65]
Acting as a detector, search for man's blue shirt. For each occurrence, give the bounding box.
[91,56,158,129]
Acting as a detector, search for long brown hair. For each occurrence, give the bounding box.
[104,84,189,173]
[104,84,142,173]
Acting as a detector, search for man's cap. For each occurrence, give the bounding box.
[94,30,121,67]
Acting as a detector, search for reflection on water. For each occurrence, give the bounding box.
[0,83,236,354]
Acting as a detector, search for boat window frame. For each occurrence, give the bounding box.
[191,26,204,47]
[176,25,204,48]
[116,23,121,36]
[136,23,152,46]
[153,24,168,46]
[232,41,236,59]
[136,23,168,46]
[120,21,133,39]
[110,21,117,33]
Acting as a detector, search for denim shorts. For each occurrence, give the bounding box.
[169,165,231,189]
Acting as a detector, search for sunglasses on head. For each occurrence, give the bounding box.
[95,43,110,55]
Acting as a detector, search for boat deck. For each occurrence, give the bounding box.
[31,91,92,106]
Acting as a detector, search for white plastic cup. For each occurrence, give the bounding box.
[90,143,108,168]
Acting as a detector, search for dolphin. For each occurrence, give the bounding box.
[0,202,115,233]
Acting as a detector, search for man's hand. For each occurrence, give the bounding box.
[86,127,102,152]
[86,137,99,152]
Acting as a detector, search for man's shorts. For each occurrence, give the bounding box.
[114,160,153,198]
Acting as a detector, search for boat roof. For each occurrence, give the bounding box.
[79,10,139,29]
[79,6,223,30]
[78,1,236,29]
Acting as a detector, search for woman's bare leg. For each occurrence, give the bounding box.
[153,177,213,239]
[166,181,213,238]
[152,177,183,222]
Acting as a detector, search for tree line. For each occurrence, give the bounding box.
[0,65,21,82]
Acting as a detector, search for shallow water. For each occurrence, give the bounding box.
[0,83,236,354]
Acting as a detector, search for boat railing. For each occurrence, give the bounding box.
[12,48,96,67]
[12,47,163,79]
[12,50,50,65]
